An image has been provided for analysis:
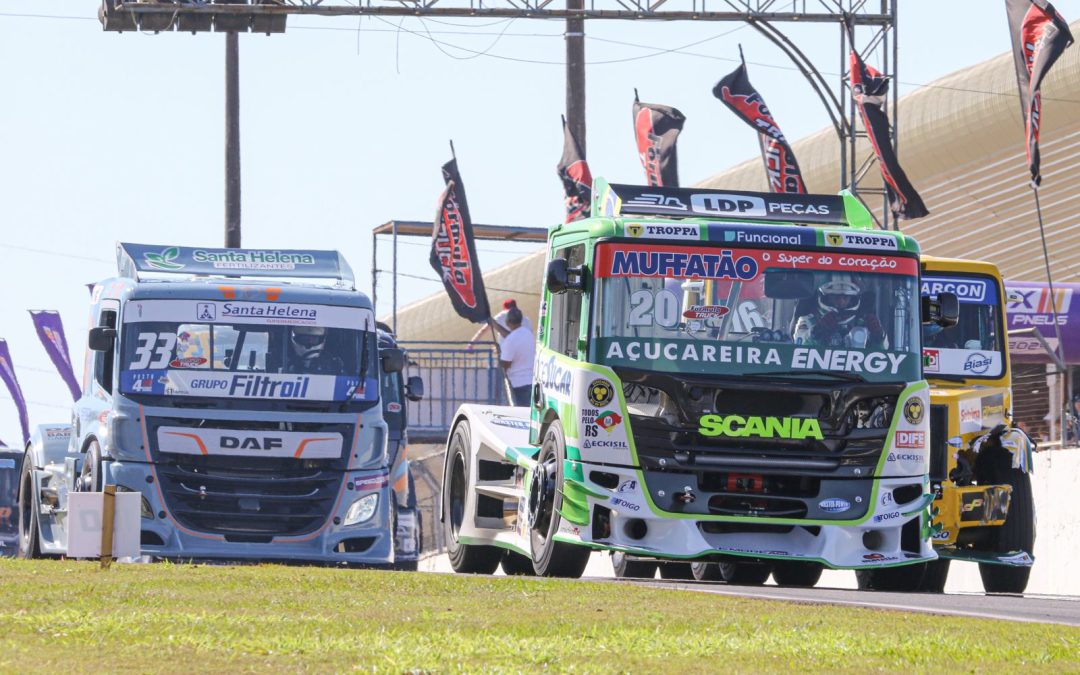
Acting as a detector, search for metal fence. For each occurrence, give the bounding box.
[400,341,507,441]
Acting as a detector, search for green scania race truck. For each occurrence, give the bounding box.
[441,179,957,584]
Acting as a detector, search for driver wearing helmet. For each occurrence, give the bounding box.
[793,277,888,349]
[289,325,344,374]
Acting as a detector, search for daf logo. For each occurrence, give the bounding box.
[221,436,284,451]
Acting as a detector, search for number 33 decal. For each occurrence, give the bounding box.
[129,332,177,369]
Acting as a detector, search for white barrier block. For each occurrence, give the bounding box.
[68,492,141,559]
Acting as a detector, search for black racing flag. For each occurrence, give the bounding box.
[1006,0,1073,186]
[849,51,929,220]
[632,92,686,187]
[557,116,593,223]
[430,157,491,323]
[713,55,806,194]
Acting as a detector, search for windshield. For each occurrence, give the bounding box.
[591,242,921,383]
[921,274,1004,379]
[118,299,378,402]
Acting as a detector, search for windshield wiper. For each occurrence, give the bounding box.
[743,369,866,383]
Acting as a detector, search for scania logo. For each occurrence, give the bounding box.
[221,436,283,451]
[698,414,823,440]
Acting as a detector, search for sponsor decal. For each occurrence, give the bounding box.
[490,415,530,431]
[157,427,342,459]
[128,300,371,330]
[617,479,638,494]
[386,402,402,413]
[881,491,894,506]
[920,277,992,304]
[902,397,924,425]
[1006,285,1072,314]
[595,410,622,432]
[959,398,983,432]
[699,414,823,441]
[873,511,901,523]
[45,427,71,438]
[895,430,925,449]
[981,394,1006,425]
[144,246,185,271]
[623,193,688,212]
[887,452,923,462]
[717,226,814,247]
[625,223,700,240]
[587,379,614,407]
[932,530,950,541]
[196,303,217,321]
[193,249,316,270]
[961,498,984,513]
[536,355,573,397]
[691,193,767,217]
[963,352,993,375]
[609,496,640,512]
[682,305,730,320]
[608,249,758,281]
[353,473,389,491]
[922,348,940,373]
[169,357,207,369]
[601,339,911,377]
[582,439,629,450]
[818,498,851,513]
[824,231,899,251]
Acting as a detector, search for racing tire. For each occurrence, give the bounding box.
[17,456,41,559]
[443,422,502,575]
[500,549,535,576]
[771,561,823,588]
[855,564,926,592]
[719,561,773,585]
[612,552,658,579]
[528,424,590,578]
[690,562,724,581]
[918,559,950,593]
[79,441,102,493]
[658,562,695,580]
[979,468,1035,594]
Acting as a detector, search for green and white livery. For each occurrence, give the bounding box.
[442,180,956,583]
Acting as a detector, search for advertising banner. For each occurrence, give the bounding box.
[430,158,492,324]
[632,94,686,187]
[29,310,82,401]
[1005,281,1080,362]
[1006,0,1073,185]
[0,340,30,446]
[714,59,806,194]
[557,117,593,223]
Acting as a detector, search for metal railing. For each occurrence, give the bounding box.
[400,341,506,441]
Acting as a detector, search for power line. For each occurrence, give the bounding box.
[384,270,540,296]
[0,243,111,264]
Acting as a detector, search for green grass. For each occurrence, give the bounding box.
[0,559,1076,673]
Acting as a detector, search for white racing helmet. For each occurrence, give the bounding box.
[291,325,327,360]
[817,278,861,324]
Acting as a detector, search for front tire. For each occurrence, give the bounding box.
[79,441,102,493]
[528,424,590,578]
[658,562,695,580]
[501,549,535,576]
[443,422,502,574]
[979,469,1035,594]
[17,456,41,559]
[691,561,723,581]
[771,561,823,587]
[855,564,926,591]
[612,552,658,579]
[919,559,950,593]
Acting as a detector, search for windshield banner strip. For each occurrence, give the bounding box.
[595,244,916,279]
[921,276,997,304]
[125,300,373,329]
[120,370,378,402]
[598,337,917,380]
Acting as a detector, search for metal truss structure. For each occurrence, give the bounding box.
[101,0,898,227]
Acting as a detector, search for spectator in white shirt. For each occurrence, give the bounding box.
[468,298,533,347]
[488,307,535,406]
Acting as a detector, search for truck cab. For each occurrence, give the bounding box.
[912,256,1036,593]
[442,180,955,583]
[17,243,404,565]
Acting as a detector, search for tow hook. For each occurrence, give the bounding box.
[673,487,696,505]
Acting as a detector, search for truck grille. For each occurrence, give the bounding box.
[146,417,352,539]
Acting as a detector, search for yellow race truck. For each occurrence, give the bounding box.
[858,256,1035,592]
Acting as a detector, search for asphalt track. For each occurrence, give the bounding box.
[593,576,1080,627]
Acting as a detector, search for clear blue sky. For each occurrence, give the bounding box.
[0,0,1029,440]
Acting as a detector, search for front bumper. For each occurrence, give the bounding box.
[562,461,936,569]
[105,460,394,564]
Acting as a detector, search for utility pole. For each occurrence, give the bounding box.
[225,32,242,249]
[565,0,586,158]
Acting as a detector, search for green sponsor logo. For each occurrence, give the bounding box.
[144,246,184,271]
[698,414,824,440]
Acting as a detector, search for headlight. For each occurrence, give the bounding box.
[344,493,379,525]
[116,485,154,519]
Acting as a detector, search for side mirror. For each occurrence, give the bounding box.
[380,348,405,374]
[88,326,117,352]
[546,258,570,294]
[922,292,959,328]
[405,375,424,402]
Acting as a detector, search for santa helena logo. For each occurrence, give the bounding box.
[144,246,184,271]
